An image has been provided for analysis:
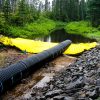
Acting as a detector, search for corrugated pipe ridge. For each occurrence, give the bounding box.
[0,40,72,95]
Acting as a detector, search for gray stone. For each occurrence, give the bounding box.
[45,90,63,98]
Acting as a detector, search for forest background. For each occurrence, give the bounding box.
[0,0,100,41]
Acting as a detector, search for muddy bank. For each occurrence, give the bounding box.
[19,46,100,100]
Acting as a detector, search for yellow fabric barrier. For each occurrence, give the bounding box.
[0,36,97,55]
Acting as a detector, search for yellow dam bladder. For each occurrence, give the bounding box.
[0,36,97,55]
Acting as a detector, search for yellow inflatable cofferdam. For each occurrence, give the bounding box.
[0,36,97,55]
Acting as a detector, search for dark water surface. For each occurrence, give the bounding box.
[34,29,96,43]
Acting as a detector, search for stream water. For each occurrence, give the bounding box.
[34,29,96,43]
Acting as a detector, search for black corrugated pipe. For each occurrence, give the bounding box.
[0,40,72,95]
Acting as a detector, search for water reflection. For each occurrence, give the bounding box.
[33,29,96,43]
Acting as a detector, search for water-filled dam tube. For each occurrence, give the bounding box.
[0,40,71,95]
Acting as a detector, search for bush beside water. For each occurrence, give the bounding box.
[64,21,100,41]
[0,16,100,41]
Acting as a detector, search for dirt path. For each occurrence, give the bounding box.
[0,46,76,100]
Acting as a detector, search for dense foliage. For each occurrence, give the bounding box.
[51,0,86,21]
[0,0,99,39]
[51,0,100,27]
[88,0,100,27]
[8,18,56,38]
[65,21,100,40]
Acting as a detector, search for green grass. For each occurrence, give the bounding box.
[8,18,56,38]
[86,31,100,41]
[1,17,66,39]
[64,21,100,41]
[55,21,66,29]
[1,16,100,42]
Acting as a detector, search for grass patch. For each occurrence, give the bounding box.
[55,21,66,29]
[64,21,100,41]
[1,17,100,42]
[8,18,56,38]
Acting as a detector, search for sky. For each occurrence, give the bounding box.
[40,0,87,4]
[40,0,53,4]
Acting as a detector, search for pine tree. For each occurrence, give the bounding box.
[29,0,40,21]
[45,0,49,11]
[10,0,18,13]
[18,0,29,25]
[0,0,2,12]
[0,0,5,13]
[3,0,11,22]
[79,0,86,20]
[88,0,100,27]
[52,0,81,21]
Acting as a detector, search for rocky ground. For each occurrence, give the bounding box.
[0,45,76,100]
[20,46,100,100]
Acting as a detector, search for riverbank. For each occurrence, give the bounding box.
[7,18,57,38]
[1,18,100,42]
[65,21,100,42]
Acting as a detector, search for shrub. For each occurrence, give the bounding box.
[64,21,100,41]
[0,14,9,35]
[8,18,56,38]
[65,21,97,34]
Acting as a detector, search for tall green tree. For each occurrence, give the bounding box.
[45,0,49,11]
[3,0,11,22]
[79,0,86,20]
[88,0,100,27]
[0,0,5,13]
[0,0,2,12]
[52,0,81,21]
[10,0,18,13]
[18,0,30,25]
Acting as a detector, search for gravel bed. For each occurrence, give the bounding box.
[23,46,100,100]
